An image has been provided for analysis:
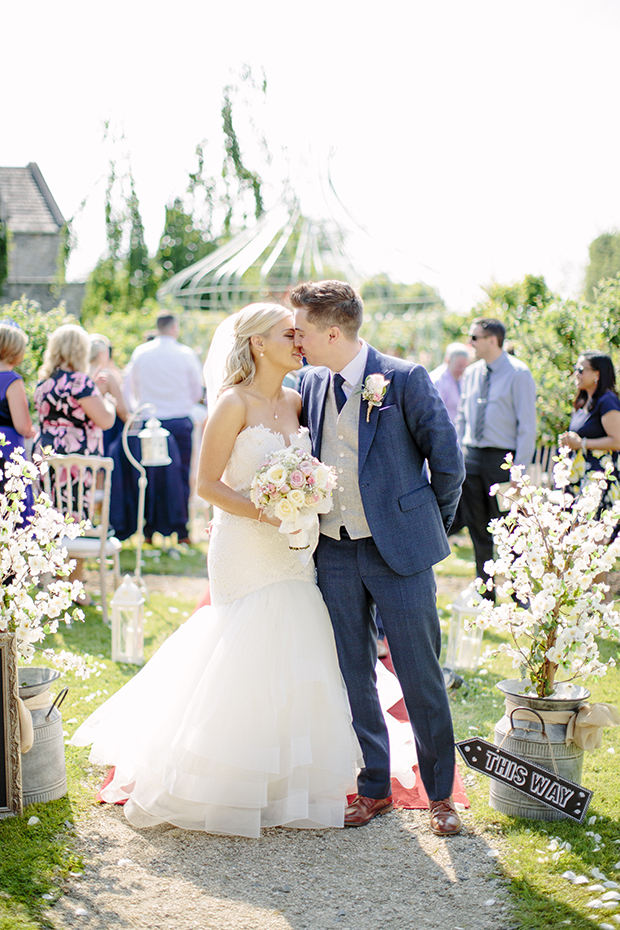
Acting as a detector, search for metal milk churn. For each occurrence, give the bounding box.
[490,679,589,821]
[18,668,68,805]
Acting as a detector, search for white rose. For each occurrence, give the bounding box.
[366,374,387,393]
[274,498,297,521]
[265,464,287,487]
[287,489,306,509]
[314,465,329,489]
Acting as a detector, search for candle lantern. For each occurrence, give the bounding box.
[138,417,171,467]
[111,575,145,664]
[121,405,172,591]
[445,582,485,672]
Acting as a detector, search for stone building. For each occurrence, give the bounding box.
[0,162,84,315]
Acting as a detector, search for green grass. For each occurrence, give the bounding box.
[3,537,620,928]
[118,535,208,577]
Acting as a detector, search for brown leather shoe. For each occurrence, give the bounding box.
[344,794,393,827]
[429,797,462,835]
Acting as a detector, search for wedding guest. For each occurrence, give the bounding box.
[455,319,537,598]
[89,334,128,454]
[429,343,471,424]
[116,313,203,544]
[0,320,36,519]
[35,324,116,602]
[559,352,620,519]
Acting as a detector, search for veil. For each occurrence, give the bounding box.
[202,313,239,414]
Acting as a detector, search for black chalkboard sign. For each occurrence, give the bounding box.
[0,634,22,818]
[457,737,592,824]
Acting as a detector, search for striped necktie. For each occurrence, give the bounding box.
[474,365,491,443]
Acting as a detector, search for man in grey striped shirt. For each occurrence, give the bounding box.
[455,318,537,598]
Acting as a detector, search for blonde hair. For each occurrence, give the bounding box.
[89,333,111,364]
[40,324,90,380]
[220,304,292,394]
[0,322,28,366]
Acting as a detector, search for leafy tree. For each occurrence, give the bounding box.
[126,177,154,304]
[468,275,601,443]
[361,275,445,315]
[584,231,620,300]
[0,299,75,401]
[155,199,218,281]
[81,158,158,322]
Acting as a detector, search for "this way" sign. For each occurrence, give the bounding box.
[457,738,592,823]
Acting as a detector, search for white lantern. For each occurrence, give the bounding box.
[111,575,145,664]
[138,417,171,467]
[445,582,485,672]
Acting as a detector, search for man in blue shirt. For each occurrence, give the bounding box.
[456,318,537,598]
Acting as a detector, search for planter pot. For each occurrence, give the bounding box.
[489,678,590,821]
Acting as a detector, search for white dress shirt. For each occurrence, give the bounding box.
[124,336,204,420]
[335,342,369,397]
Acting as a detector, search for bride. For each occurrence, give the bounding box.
[72,304,362,838]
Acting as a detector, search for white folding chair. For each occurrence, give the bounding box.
[42,454,122,625]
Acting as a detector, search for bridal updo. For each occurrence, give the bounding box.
[219,303,292,393]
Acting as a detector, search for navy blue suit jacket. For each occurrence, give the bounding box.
[301,345,465,576]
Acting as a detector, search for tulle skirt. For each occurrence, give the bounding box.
[72,579,361,838]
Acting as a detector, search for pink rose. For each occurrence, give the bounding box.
[289,470,305,488]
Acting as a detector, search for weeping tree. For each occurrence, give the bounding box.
[155,69,268,282]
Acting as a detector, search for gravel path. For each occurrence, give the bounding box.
[47,800,513,930]
[46,571,515,929]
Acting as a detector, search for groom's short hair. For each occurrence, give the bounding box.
[289,280,363,340]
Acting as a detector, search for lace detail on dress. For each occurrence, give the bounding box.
[208,426,315,605]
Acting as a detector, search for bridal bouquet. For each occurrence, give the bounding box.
[250,446,337,559]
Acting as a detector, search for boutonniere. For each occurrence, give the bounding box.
[360,373,390,422]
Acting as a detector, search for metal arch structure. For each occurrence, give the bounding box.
[156,200,360,312]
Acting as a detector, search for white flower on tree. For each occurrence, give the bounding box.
[468,447,620,697]
[0,443,91,677]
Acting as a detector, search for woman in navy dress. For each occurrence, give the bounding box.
[0,320,36,520]
[559,352,620,519]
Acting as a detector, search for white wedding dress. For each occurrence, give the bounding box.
[72,426,362,838]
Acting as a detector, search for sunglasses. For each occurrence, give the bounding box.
[574,366,591,374]
[469,334,489,342]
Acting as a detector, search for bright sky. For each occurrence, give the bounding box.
[4,0,620,312]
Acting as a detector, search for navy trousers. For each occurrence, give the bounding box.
[316,532,456,802]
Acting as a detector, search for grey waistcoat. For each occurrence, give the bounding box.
[319,383,371,540]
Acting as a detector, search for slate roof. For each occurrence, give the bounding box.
[0,162,64,234]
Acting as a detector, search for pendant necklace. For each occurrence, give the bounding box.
[258,386,281,420]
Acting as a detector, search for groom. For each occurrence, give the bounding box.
[291,280,465,835]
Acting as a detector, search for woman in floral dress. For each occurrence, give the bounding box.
[34,324,116,601]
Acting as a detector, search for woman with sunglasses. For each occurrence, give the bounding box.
[559,352,620,517]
